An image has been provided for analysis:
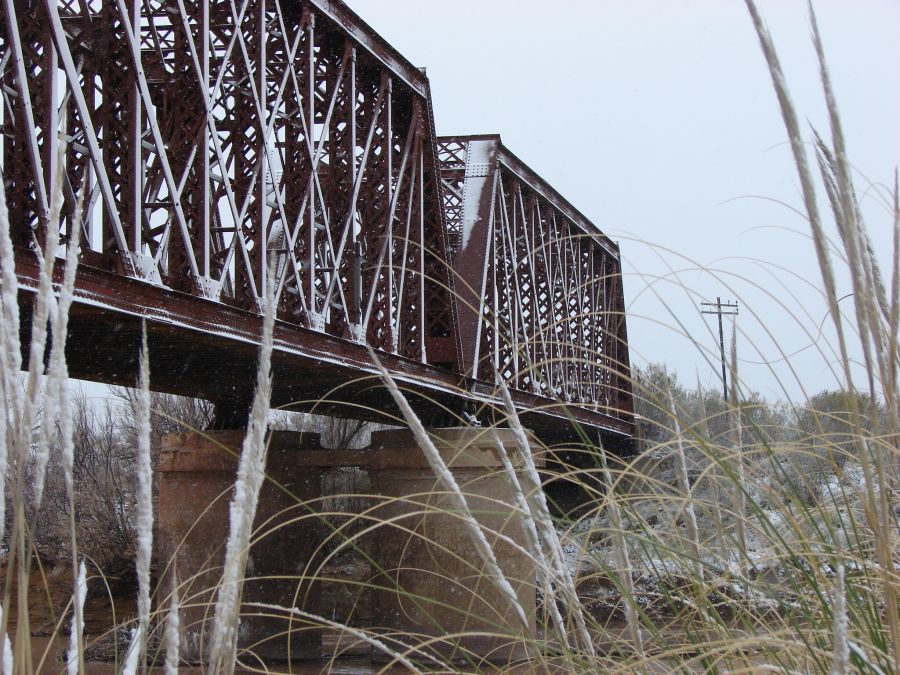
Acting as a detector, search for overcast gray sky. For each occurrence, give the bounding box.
[345,0,900,404]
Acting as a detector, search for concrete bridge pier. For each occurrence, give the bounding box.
[156,431,326,663]
[156,427,541,665]
[364,428,541,663]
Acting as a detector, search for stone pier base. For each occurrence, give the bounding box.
[157,431,325,663]
[156,426,541,666]
[365,428,541,663]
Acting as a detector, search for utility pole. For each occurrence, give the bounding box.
[701,297,739,401]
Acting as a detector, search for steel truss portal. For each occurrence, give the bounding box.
[1,0,634,442]
[438,136,634,427]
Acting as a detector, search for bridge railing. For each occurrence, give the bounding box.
[438,136,634,425]
[0,0,459,368]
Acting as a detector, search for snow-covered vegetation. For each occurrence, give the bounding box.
[0,0,896,672]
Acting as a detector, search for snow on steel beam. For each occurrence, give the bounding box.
[307,0,430,97]
[437,135,634,428]
[0,0,460,371]
[1,0,632,440]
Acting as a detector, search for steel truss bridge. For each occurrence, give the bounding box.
[1,0,634,446]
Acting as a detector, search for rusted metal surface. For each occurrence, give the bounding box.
[438,136,634,426]
[1,0,634,443]
[1,0,458,361]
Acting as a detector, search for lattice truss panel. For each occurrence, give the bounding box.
[0,0,458,364]
[437,137,634,421]
[436,137,465,258]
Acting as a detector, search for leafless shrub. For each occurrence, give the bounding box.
[27,390,214,573]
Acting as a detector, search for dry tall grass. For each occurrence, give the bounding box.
[0,1,897,672]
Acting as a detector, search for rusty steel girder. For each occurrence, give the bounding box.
[0,0,634,442]
[1,0,459,364]
[438,136,634,426]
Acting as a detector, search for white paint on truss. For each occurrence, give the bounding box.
[348,321,365,343]
[306,0,428,98]
[494,152,620,260]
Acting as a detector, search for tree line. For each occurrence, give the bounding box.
[633,362,885,460]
